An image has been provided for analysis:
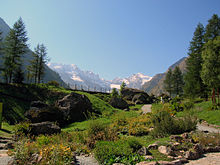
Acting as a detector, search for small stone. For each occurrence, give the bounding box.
[136,162,159,165]
[113,163,125,165]
[167,156,174,159]
[143,155,153,160]
[170,135,183,142]
[138,147,152,156]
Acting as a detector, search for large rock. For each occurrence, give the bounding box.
[132,93,150,104]
[56,92,92,123]
[109,97,129,110]
[137,147,152,156]
[158,146,175,156]
[121,88,152,104]
[29,122,61,136]
[25,101,64,125]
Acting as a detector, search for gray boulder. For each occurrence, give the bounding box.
[25,101,64,125]
[29,121,61,136]
[121,88,152,104]
[109,97,129,110]
[56,92,92,123]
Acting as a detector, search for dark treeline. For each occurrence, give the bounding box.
[164,14,220,105]
[0,17,49,84]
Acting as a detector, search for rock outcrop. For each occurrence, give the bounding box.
[109,97,129,110]
[29,121,61,136]
[121,88,152,104]
[56,92,92,123]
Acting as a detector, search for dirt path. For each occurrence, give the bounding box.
[197,123,220,133]
[75,155,99,165]
[141,104,152,114]
[0,137,13,165]
[186,152,220,165]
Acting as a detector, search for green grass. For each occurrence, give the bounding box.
[76,91,116,116]
[177,100,220,126]
[151,103,163,114]
[0,122,15,137]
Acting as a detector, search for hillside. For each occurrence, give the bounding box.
[142,57,187,95]
[0,17,67,87]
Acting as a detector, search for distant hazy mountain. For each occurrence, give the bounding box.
[141,57,187,96]
[0,17,67,87]
[48,63,152,90]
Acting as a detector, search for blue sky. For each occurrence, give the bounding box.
[1,0,220,80]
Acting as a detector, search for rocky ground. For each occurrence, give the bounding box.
[0,137,13,165]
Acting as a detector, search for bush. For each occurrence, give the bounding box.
[47,80,60,87]
[183,101,194,110]
[14,122,30,136]
[94,140,144,165]
[87,120,118,148]
[150,111,197,138]
[192,132,220,147]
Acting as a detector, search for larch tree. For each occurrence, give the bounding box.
[184,23,205,98]
[172,66,184,97]
[163,69,173,97]
[201,36,220,105]
[2,18,28,83]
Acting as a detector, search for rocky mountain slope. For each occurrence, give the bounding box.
[48,63,152,90]
[0,17,67,87]
[141,57,187,95]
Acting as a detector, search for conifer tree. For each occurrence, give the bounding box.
[27,51,39,83]
[2,18,28,83]
[204,14,220,42]
[172,66,184,96]
[201,36,220,105]
[184,23,205,98]
[164,69,173,97]
[119,81,126,96]
[28,44,49,84]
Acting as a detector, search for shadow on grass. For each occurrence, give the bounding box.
[0,129,11,134]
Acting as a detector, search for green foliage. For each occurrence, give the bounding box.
[111,88,119,98]
[182,101,194,110]
[94,140,144,165]
[150,111,197,137]
[201,36,220,89]
[184,23,205,98]
[164,69,173,97]
[2,17,28,83]
[14,122,30,136]
[119,81,126,96]
[172,66,184,96]
[47,80,60,87]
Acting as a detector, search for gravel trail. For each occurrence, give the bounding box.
[141,104,152,114]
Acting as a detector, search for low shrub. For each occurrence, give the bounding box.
[183,101,194,110]
[192,132,220,147]
[87,120,118,148]
[150,111,197,138]
[14,122,30,136]
[94,140,144,165]
[47,80,60,87]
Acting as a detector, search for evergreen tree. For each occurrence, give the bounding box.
[119,81,126,96]
[111,88,119,98]
[28,50,39,83]
[184,23,205,98]
[201,36,220,105]
[29,44,49,84]
[2,18,28,83]
[164,69,173,97]
[204,14,220,42]
[172,66,184,96]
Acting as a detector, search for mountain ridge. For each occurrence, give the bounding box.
[141,57,187,95]
[48,63,152,90]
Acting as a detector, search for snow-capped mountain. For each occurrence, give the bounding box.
[48,63,152,90]
[111,73,152,89]
[48,63,110,90]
